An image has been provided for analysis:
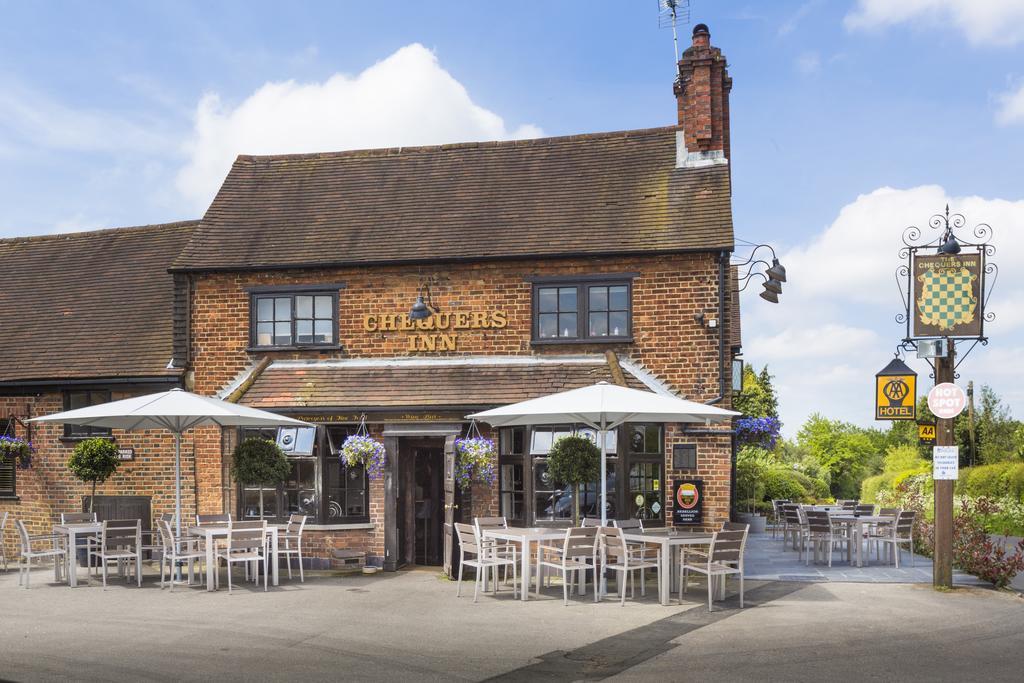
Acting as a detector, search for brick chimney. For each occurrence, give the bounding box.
[674,23,732,168]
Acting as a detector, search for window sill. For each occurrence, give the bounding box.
[269,522,374,531]
[247,344,342,353]
[531,337,634,346]
[0,495,20,502]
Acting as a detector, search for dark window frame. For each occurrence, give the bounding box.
[531,279,633,344]
[624,423,666,526]
[235,425,369,524]
[62,390,113,439]
[249,289,340,350]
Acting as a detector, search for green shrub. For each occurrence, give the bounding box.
[861,472,893,503]
[1002,463,1024,500]
[958,463,1009,499]
[67,438,121,513]
[548,435,600,526]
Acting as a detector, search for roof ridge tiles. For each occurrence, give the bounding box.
[234,125,683,163]
[0,219,199,246]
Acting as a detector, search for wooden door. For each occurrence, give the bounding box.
[442,435,456,577]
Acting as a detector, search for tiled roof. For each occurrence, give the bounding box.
[173,126,733,272]
[237,358,651,410]
[0,221,197,384]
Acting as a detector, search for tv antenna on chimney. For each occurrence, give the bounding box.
[658,0,691,64]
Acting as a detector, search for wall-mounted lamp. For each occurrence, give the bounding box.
[735,244,788,304]
[409,284,440,321]
[694,312,719,328]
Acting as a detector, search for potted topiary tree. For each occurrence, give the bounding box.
[547,434,601,527]
[67,437,120,514]
[231,437,291,519]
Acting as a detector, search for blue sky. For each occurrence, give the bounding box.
[1,1,1022,433]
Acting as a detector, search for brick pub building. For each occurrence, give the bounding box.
[2,26,740,571]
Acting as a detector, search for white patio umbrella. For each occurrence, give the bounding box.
[467,381,740,525]
[29,388,309,534]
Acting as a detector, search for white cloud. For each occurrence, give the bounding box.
[176,43,542,211]
[0,82,175,156]
[779,1,822,36]
[995,81,1024,124]
[796,51,822,75]
[742,187,1024,436]
[844,0,1024,46]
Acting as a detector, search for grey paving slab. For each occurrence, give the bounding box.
[743,531,987,586]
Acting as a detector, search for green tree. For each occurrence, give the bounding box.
[547,435,601,526]
[969,385,1021,464]
[796,414,879,499]
[231,438,291,520]
[67,438,120,514]
[734,364,779,420]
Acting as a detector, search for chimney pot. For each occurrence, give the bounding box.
[692,23,710,47]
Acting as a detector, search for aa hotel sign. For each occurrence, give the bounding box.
[363,310,508,352]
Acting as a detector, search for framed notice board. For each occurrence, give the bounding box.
[672,479,703,526]
[672,444,697,470]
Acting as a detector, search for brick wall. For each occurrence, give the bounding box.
[1,392,197,562]
[187,251,735,561]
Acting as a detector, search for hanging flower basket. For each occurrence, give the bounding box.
[339,416,386,478]
[0,435,33,469]
[454,424,496,491]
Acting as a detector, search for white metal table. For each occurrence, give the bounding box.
[622,529,714,605]
[482,527,566,602]
[188,525,280,591]
[830,514,894,567]
[53,522,102,587]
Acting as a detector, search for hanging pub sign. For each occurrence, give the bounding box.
[875,358,917,421]
[917,422,936,446]
[913,253,983,338]
[672,479,703,526]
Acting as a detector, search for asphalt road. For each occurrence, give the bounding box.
[2,567,1022,682]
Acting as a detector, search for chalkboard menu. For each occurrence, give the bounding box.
[672,479,703,526]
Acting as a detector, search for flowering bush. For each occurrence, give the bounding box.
[878,478,1024,589]
[340,434,386,479]
[0,435,33,468]
[735,416,781,451]
[454,437,496,491]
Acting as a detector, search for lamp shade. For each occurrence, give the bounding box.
[937,234,961,255]
[766,258,787,282]
[408,295,431,320]
[759,288,779,303]
[763,278,783,295]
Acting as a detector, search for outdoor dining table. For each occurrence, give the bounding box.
[188,524,280,592]
[481,527,566,602]
[622,529,715,606]
[53,522,102,587]
[830,514,894,567]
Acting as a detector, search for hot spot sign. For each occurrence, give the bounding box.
[928,383,967,419]
[875,358,917,421]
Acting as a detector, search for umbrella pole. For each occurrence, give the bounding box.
[600,419,607,527]
[175,431,182,583]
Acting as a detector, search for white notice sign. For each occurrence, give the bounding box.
[933,446,959,480]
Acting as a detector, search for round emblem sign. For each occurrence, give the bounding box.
[676,482,700,510]
[928,382,967,419]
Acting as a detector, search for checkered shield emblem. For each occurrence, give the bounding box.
[917,265,978,332]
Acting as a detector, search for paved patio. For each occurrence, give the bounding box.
[2,561,1022,682]
[743,531,987,585]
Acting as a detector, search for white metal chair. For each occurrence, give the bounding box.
[804,511,843,567]
[1,511,8,571]
[279,514,307,582]
[873,510,916,568]
[680,528,747,611]
[157,519,206,591]
[89,519,143,589]
[15,520,66,588]
[454,522,517,603]
[598,526,661,605]
[216,520,268,593]
[474,516,518,586]
[536,526,599,605]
